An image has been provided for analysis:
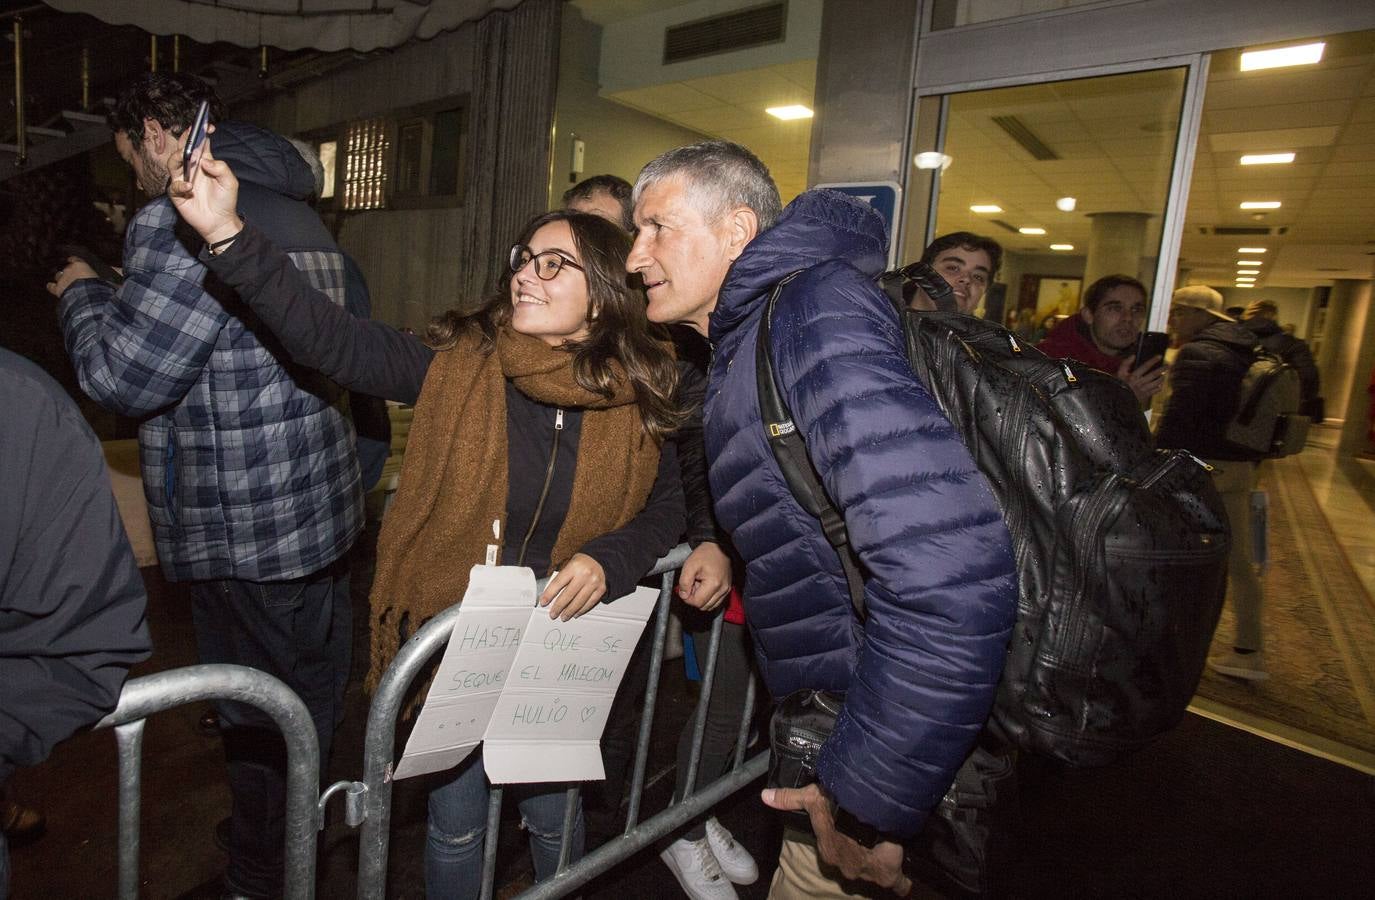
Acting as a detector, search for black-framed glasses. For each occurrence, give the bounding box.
[509,244,585,281]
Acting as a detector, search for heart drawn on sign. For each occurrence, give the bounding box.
[580,706,596,722]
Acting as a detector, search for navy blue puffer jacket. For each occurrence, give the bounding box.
[705,190,1017,838]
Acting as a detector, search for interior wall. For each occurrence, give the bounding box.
[233,27,480,328]
[549,6,709,210]
[1214,285,1315,337]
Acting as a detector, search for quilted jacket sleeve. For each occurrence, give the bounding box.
[58,201,229,417]
[772,262,1017,838]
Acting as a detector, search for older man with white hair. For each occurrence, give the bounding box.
[626,140,1017,899]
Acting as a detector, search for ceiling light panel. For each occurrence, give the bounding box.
[1239,201,1282,209]
[1237,247,1267,253]
[1018,227,1046,235]
[1240,152,1296,165]
[969,204,1003,213]
[1239,42,1325,72]
[1237,260,1264,266]
[765,105,813,120]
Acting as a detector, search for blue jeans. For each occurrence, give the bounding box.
[190,557,352,898]
[426,749,584,900]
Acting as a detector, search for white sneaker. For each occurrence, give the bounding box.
[660,836,739,900]
[1209,650,1269,681]
[704,817,758,885]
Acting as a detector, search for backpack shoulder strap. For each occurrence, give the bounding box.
[755,274,867,621]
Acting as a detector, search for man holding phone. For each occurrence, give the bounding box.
[47,72,361,900]
[1038,274,1166,405]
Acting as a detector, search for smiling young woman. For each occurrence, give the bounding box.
[169,155,686,898]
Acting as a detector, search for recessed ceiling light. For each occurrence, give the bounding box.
[1239,201,1281,210]
[1055,197,1077,212]
[1240,152,1295,165]
[1240,42,1325,72]
[766,105,813,121]
[1237,247,1267,253]
[969,204,1003,213]
[1050,244,1074,251]
[1236,277,1257,282]
[1237,269,1260,275]
[914,151,953,170]
[1234,283,1256,288]
[1237,260,1263,266]
[1019,227,1046,235]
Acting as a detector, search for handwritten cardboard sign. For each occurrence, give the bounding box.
[391,566,534,781]
[391,566,659,784]
[483,583,658,784]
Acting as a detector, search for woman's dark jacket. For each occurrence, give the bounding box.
[201,223,684,600]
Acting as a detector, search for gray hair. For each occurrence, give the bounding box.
[286,136,325,201]
[632,140,782,231]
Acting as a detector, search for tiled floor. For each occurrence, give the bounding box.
[1192,422,1375,771]
[1298,425,1375,600]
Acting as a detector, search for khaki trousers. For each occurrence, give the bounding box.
[1206,458,1263,651]
[767,829,939,899]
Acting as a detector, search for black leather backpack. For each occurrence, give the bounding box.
[757,264,1231,767]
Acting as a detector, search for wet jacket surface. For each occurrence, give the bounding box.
[0,349,152,783]
[1155,319,1256,460]
[704,190,1018,838]
[202,222,684,601]
[59,120,362,582]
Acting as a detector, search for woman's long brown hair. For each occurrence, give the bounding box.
[426,210,682,441]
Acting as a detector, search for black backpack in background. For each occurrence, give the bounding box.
[756,265,1231,767]
[1222,345,1310,459]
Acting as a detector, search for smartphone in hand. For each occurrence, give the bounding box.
[1132,331,1170,371]
[182,100,211,182]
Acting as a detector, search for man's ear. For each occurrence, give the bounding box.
[143,117,168,153]
[1079,305,1094,325]
[722,206,759,262]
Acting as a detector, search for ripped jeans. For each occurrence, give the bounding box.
[426,749,584,900]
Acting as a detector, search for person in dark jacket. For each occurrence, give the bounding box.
[1038,274,1165,405]
[0,348,152,900]
[46,72,362,899]
[1241,298,1322,421]
[169,147,685,899]
[566,176,757,896]
[626,140,1017,898]
[1156,285,1268,682]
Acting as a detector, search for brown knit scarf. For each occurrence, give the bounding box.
[365,327,661,695]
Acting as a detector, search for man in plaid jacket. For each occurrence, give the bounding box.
[48,73,361,900]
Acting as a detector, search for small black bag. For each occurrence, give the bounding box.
[766,688,845,824]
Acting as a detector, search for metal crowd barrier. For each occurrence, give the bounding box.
[346,541,769,899]
[96,664,321,900]
[94,544,768,900]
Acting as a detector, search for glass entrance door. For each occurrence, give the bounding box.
[900,65,1197,330]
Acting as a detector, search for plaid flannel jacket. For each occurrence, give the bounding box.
[60,197,363,583]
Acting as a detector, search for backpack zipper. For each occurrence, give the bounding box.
[517,408,564,567]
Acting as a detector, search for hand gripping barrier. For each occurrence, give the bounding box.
[96,664,321,900]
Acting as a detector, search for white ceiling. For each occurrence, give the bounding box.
[604,59,817,201]
[933,30,1375,290]
[583,2,1373,291]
